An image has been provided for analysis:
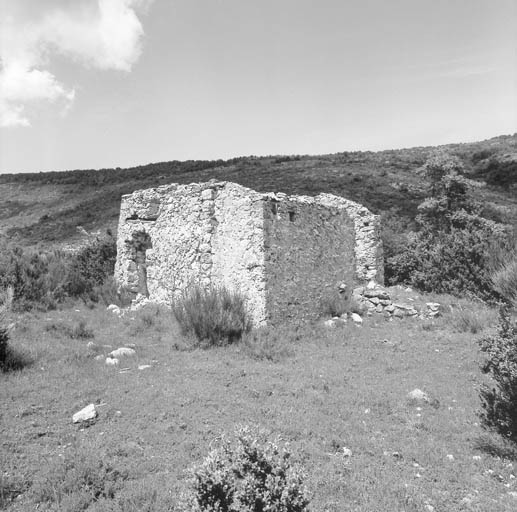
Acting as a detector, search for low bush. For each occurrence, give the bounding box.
[172,285,252,346]
[386,215,505,302]
[180,425,310,512]
[479,308,517,443]
[64,233,118,300]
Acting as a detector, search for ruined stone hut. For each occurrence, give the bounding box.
[114,181,383,325]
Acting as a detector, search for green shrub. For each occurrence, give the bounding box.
[390,216,505,301]
[65,234,117,300]
[172,285,252,346]
[386,152,508,301]
[181,425,310,512]
[0,234,117,310]
[479,308,517,443]
[0,246,69,310]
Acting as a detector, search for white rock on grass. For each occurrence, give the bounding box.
[109,347,136,358]
[130,294,150,311]
[138,364,151,370]
[324,319,336,328]
[342,447,352,457]
[107,304,122,316]
[105,356,120,366]
[94,354,104,361]
[351,313,363,324]
[407,388,429,403]
[72,403,97,423]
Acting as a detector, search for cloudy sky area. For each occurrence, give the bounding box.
[0,0,515,173]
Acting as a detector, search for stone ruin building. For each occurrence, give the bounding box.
[114,180,383,326]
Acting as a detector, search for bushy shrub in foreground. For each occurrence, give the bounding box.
[180,426,310,512]
[479,308,517,443]
[172,285,252,346]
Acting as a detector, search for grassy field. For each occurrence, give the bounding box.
[2,293,517,511]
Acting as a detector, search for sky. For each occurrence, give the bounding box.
[0,0,516,174]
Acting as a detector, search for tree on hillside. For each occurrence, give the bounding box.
[386,152,507,300]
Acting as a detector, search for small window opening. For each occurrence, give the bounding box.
[271,203,278,215]
[288,211,295,222]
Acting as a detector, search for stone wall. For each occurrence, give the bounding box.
[211,183,267,325]
[263,194,356,324]
[316,194,384,283]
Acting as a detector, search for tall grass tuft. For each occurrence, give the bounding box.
[241,324,298,361]
[450,306,497,334]
[492,259,517,307]
[172,284,252,346]
[489,230,517,307]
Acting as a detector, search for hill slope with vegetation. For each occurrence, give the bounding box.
[1,134,516,249]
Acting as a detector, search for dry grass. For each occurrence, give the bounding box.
[1,298,517,511]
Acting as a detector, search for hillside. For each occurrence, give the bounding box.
[1,134,516,249]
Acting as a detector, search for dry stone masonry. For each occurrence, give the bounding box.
[352,282,444,319]
[115,181,383,326]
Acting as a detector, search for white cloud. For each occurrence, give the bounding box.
[0,0,151,128]
[0,62,76,127]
